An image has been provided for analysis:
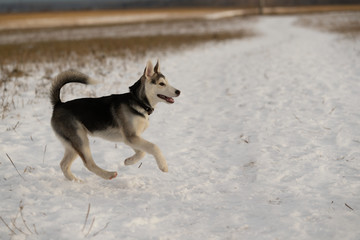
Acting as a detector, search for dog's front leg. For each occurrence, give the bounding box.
[125,136,168,172]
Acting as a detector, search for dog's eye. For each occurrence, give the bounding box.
[159,82,166,86]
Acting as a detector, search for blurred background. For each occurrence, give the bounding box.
[0,0,359,67]
[1,0,360,13]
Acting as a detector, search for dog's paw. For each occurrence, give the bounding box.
[160,165,168,172]
[108,172,118,180]
[73,178,84,183]
[124,157,136,166]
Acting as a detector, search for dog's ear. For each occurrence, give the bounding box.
[154,60,160,73]
[144,60,154,78]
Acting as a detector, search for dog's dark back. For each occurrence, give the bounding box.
[52,94,131,133]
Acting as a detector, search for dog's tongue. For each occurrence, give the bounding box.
[158,94,174,103]
[166,97,174,103]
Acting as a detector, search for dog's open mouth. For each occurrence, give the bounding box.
[157,94,174,103]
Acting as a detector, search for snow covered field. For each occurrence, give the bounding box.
[1,13,360,239]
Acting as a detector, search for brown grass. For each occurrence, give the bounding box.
[0,31,250,65]
[0,8,237,28]
[0,7,259,70]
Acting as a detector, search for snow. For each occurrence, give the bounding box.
[1,14,360,239]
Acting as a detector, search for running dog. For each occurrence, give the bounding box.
[50,60,180,181]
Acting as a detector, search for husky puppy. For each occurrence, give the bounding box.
[50,60,180,181]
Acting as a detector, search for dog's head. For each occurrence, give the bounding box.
[143,60,180,106]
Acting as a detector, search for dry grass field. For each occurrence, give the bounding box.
[0,8,256,89]
[0,8,243,29]
[0,9,257,64]
[0,6,359,62]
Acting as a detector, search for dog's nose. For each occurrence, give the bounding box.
[175,90,181,96]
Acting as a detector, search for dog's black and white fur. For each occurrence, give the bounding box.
[50,60,180,181]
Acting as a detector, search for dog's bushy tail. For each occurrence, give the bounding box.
[50,69,97,106]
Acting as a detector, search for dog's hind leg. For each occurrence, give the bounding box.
[73,132,118,180]
[124,149,145,166]
[78,146,118,180]
[60,146,81,182]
